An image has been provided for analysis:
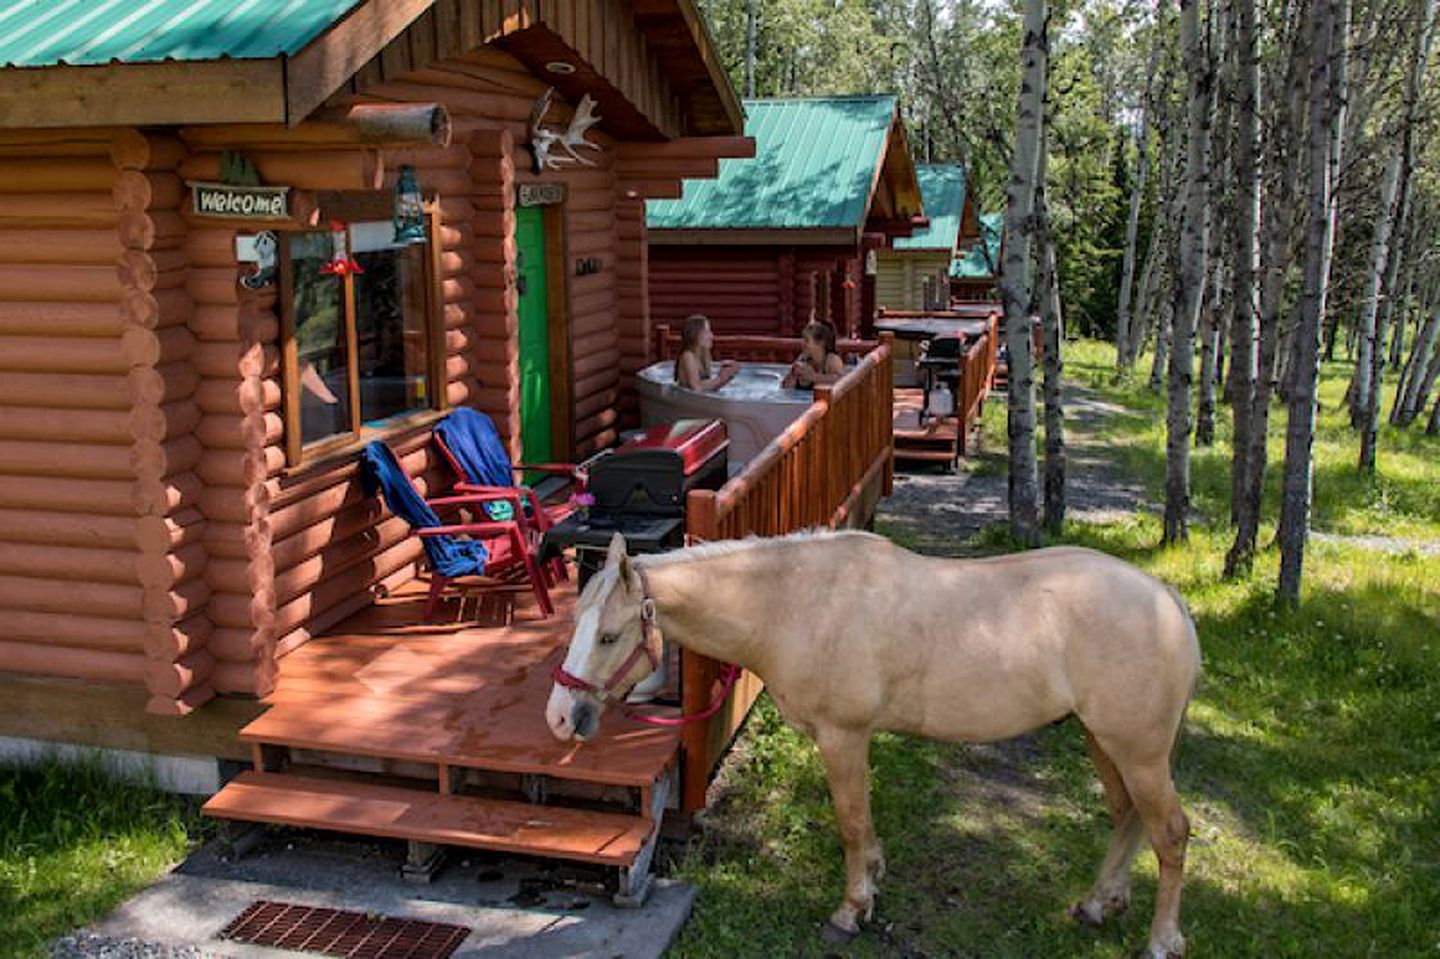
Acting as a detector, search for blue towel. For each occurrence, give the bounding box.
[359,441,488,578]
[435,407,514,487]
[435,407,520,522]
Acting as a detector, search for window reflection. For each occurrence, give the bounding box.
[289,231,351,447]
[350,221,432,426]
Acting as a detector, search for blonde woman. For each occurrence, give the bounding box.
[674,314,740,391]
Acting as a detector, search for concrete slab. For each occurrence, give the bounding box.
[71,833,694,959]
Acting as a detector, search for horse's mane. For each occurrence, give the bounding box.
[635,528,882,569]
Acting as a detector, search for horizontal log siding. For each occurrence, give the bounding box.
[649,246,865,339]
[649,247,782,336]
[0,132,212,712]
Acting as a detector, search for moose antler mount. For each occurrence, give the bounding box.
[526,87,603,173]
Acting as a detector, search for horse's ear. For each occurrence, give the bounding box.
[606,532,628,567]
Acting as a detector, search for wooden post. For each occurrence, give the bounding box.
[682,488,719,811]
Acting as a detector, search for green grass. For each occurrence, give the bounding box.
[0,761,208,959]
[1061,339,1440,541]
[670,341,1440,957]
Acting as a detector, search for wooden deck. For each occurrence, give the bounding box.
[204,578,681,899]
[892,387,964,465]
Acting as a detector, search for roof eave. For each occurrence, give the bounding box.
[0,58,288,129]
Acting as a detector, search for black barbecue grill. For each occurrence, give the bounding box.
[542,419,729,584]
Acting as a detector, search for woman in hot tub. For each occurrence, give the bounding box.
[783,321,846,389]
[675,313,741,392]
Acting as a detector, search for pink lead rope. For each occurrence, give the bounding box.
[622,661,742,727]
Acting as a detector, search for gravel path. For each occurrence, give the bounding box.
[878,384,1151,555]
[50,934,207,959]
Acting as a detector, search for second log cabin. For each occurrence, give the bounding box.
[646,95,926,339]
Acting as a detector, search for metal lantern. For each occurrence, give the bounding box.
[393,164,427,245]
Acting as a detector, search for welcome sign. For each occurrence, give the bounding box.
[189,181,290,220]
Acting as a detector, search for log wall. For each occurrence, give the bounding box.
[649,245,865,340]
[0,131,213,714]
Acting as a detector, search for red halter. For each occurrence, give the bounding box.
[549,566,742,725]
[550,568,664,704]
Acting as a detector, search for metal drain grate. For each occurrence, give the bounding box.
[219,900,470,959]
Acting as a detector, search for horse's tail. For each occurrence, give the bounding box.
[1165,583,1201,775]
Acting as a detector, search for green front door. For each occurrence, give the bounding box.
[515,206,552,466]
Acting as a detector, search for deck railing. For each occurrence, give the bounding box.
[677,334,894,810]
[956,313,999,448]
[653,325,875,366]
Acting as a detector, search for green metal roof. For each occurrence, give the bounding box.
[893,164,965,252]
[0,0,362,67]
[951,212,1003,278]
[647,95,898,231]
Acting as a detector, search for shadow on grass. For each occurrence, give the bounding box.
[673,688,1435,958]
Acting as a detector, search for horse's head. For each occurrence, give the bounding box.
[545,533,660,741]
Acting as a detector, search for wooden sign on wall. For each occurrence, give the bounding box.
[190,181,290,219]
[518,182,566,207]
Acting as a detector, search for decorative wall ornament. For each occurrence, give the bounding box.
[239,231,278,289]
[318,220,364,276]
[518,182,566,207]
[392,164,427,245]
[525,87,603,173]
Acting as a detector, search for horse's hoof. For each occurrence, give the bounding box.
[820,920,859,945]
[1068,901,1105,928]
[1142,934,1186,959]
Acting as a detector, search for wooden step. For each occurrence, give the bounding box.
[203,771,654,867]
[893,448,958,463]
[241,686,680,789]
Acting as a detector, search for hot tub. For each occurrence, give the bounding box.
[636,361,815,468]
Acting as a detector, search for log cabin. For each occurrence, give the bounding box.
[0,0,754,782]
[873,164,979,312]
[950,211,1004,302]
[646,95,927,340]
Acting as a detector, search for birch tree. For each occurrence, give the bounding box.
[1001,0,1049,547]
[1163,0,1213,543]
[1393,280,1440,425]
[1278,0,1341,605]
[1227,0,1309,578]
[1037,138,1067,533]
[1116,2,1166,369]
[1198,0,1234,448]
[1227,0,1262,528]
[1359,0,1436,473]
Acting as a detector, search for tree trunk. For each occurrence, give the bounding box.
[1427,390,1440,435]
[1394,297,1440,426]
[1038,191,1066,534]
[1278,0,1339,606]
[1197,261,1226,446]
[1227,0,1309,578]
[1151,300,1173,392]
[1359,0,1434,470]
[1227,0,1262,529]
[1164,0,1213,543]
[1000,0,1048,548]
[1117,4,1167,369]
[744,0,757,97]
[1351,150,1403,427]
[1359,178,1408,473]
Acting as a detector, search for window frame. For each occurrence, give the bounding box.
[278,196,447,469]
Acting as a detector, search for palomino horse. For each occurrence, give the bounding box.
[545,532,1200,958]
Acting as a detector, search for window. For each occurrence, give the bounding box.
[281,217,441,465]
